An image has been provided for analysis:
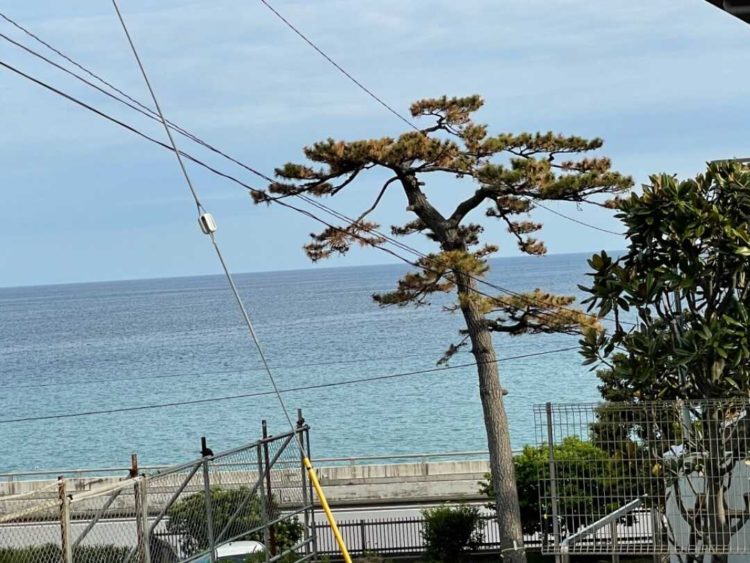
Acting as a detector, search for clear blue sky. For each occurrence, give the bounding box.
[2,0,749,288]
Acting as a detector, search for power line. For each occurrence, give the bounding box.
[1,9,623,242]
[0,346,580,425]
[533,201,622,236]
[0,11,623,322]
[111,0,303,449]
[0,54,632,329]
[4,347,484,391]
[256,0,624,236]
[0,9,630,327]
[258,0,418,132]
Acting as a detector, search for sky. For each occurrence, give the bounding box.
[2,0,750,288]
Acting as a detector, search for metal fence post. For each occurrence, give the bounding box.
[610,520,619,563]
[140,479,151,563]
[261,420,277,557]
[201,437,217,563]
[297,408,317,558]
[256,440,272,563]
[132,454,151,563]
[546,402,563,563]
[58,476,72,563]
[359,519,367,554]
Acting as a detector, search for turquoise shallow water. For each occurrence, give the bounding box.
[0,253,605,472]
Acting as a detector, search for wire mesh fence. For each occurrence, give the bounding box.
[0,417,315,563]
[536,400,750,559]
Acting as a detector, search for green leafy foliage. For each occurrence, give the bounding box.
[420,504,484,562]
[480,437,626,537]
[166,486,301,557]
[580,161,750,557]
[581,161,750,400]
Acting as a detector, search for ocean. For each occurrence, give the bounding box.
[0,253,606,472]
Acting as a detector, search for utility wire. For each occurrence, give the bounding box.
[0,10,623,248]
[0,11,625,322]
[258,0,418,132]
[0,54,631,331]
[533,201,622,236]
[257,0,624,236]
[0,54,633,329]
[3,349,481,391]
[111,0,302,446]
[0,346,580,425]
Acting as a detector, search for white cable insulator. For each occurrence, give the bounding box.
[199,213,217,234]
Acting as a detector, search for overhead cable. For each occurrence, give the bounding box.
[4,347,484,391]
[110,0,304,447]
[0,54,633,328]
[0,10,624,318]
[0,346,580,425]
[258,0,419,132]
[258,0,624,236]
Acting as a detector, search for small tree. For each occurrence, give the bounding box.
[166,487,301,556]
[581,161,750,562]
[256,95,631,561]
[421,504,484,562]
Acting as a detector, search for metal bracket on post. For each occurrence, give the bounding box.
[58,476,72,563]
[546,402,563,563]
[201,437,217,563]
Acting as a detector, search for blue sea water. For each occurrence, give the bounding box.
[0,253,607,472]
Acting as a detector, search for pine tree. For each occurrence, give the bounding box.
[255,95,632,561]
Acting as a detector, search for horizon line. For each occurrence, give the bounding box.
[0,248,625,291]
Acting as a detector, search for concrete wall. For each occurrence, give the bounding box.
[0,459,491,514]
[317,459,490,505]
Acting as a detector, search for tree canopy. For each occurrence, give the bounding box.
[256,94,633,562]
[582,160,750,400]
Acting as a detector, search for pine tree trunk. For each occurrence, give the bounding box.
[456,272,526,563]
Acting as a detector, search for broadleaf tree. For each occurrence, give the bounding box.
[255,95,632,560]
[581,161,750,561]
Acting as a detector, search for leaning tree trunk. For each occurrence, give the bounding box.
[456,272,526,563]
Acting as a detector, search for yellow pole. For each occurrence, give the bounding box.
[303,457,353,563]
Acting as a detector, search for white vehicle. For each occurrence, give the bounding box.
[195,541,265,563]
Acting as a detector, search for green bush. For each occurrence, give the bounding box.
[166,486,302,557]
[420,504,484,562]
[480,436,623,539]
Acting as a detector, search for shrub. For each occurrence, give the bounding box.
[166,486,302,556]
[421,504,484,562]
[480,436,622,539]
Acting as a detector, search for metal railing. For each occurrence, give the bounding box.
[0,450,492,483]
[536,399,750,560]
[313,514,517,557]
[0,417,316,563]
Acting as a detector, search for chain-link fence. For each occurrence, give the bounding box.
[536,400,750,561]
[0,418,315,563]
